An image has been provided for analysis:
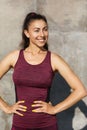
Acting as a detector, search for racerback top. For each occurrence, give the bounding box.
[12,49,57,128]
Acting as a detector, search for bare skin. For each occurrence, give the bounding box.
[0,19,87,117]
[32,52,87,114]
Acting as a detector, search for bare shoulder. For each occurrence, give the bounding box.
[0,50,20,68]
[7,50,20,67]
[50,51,69,72]
[50,52,61,72]
[51,52,61,59]
[0,50,20,78]
[51,52,64,64]
[8,50,20,57]
[4,50,20,61]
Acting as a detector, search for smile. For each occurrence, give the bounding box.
[38,39,46,42]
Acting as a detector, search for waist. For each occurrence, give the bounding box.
[13,110,57,128]
[16,86,48,100]
[13,87,57,128]
[16,86,49,114]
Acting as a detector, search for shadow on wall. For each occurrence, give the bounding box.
[50,73,87,130]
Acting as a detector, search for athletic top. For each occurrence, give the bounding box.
[12,49,57,128]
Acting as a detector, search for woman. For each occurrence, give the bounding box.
[0,12,87,130]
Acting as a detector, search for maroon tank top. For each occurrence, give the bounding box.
[12,49,57,128]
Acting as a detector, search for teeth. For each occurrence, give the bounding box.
[38,39,44,40]
[38,39,44,41]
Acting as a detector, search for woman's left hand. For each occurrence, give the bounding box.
[31,101,56,115]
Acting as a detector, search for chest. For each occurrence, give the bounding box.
[13,63,54,88]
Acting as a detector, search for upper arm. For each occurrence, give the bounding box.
[51,52,86,91]
[0,50,19,78]
[51,52,73,76]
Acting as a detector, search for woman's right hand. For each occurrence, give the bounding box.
[5,100,27,116]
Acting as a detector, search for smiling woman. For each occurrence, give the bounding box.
[24,19,48,48]
[0,12,87,130]
[20,12,48,50]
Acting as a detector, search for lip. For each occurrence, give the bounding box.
[38,39,45,42]
[37,38,46,42]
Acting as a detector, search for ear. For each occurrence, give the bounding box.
[24,30,30,38]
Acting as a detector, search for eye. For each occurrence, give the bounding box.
[44,27,48,31]
[34,29,39,32]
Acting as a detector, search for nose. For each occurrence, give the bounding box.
[40,30,44,36]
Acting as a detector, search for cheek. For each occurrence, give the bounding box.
[28,29,37,38]
[29,32,37,39]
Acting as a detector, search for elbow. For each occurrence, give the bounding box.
[80,88,87,98]
[84,89,87,97]
[75,88,87,99]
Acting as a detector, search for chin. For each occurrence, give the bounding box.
[38,43,46,48]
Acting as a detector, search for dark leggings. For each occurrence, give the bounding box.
[11,124,58,130]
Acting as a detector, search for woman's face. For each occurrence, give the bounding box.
[24,19,48,48]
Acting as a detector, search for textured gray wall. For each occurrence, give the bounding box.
[0,0,87,130]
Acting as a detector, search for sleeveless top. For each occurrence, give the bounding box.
[12,49,57,128]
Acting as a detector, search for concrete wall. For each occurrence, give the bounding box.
[0,0,87,130]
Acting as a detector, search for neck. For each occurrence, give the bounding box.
[25,44,43,55]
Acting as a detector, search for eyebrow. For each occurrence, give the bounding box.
[33,26,48,30]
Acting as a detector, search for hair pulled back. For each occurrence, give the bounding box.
[20,12,48,50]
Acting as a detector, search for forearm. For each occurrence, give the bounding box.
[0,96,9,113]
[54,89,87,114]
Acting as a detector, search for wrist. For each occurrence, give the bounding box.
[0,97,10,113]
[53,105,58,114]
[4,105,11,114]
[1,103,11,114]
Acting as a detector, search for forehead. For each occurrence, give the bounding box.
[29,20,47,28]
